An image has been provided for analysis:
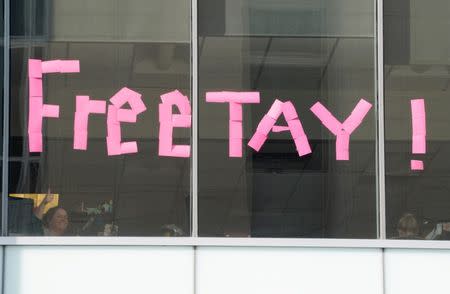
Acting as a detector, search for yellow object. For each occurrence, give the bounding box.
[9,194,59,213]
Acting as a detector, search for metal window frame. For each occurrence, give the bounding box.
[0,0,448,249]
[191,0,198,238]
[376,0,386,241]
[1,0,9,237]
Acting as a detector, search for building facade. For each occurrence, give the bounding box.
[0,0,449,293]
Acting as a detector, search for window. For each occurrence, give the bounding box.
[4,0,449,242]
[8,0,191,236]
[384,0,450,240]
[198,0,377,238]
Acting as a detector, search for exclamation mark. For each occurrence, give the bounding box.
[410,98,426,171]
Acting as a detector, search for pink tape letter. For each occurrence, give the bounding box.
[206,91,260,157]
[158,90,192,158]
[107,87,146,155]
[410,98,426,170]
[248,99,312,156]
[310,99,372,160]
[73,96,107,150]
[411,99,426,154]
[28,59,80,152]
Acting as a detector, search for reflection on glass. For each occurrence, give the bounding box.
[198,0,376,238]
[385,0,450,240]
[8,0,191,236]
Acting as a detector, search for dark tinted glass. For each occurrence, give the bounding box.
[385,0,450,240]
[198,0,377,237]
[9,0,191,236]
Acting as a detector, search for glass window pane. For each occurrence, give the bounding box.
[384,0,450,240]
[198,0,377,237]
[8,0,191,236]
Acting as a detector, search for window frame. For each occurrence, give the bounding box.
[1,0,450,249]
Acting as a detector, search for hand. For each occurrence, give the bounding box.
[43,190,54,205]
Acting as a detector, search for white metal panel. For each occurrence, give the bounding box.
[385,249,450,294]
[3,246,194,294]
[196,247,383,294]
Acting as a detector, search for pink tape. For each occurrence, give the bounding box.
[28,59,42,78]
[309,103,342,135]
[248,132,267,152]
[41,60,80,74]
[121,141,138,154]
[159,103,172,123]
[59,60,80,73]
[28,59,80,152]
[335,131,350,160]
[41,60,60,73]
[229,138,242,157]
[29,78,43,97]
[206,91,260,157]
[229,102,243,121]
[117,109,137,123]
[411,99,426,154]
[411,160,424,171]
[158,123,173,153]
[342,99,373,133]
[206,91,260,103]
[294,135,312,156]
[256,115,276,134]
[282,101,298,120]
[73,96,107,150]
[110,87,147,115]
[172,115,191,127]
[287,119,306,139]
[229,121,243,139]
[267,99,284,119]
[106,106,122,156]
[310,99,372,161]
[248,100,311,156]
[28,97,43,133]
[171,145,191,157]
[106,88,145,155]
[28,133,42,152]
[158,90,192,158]
[42,105,60,117]
[272,125,290,133]
[160,90,191,115]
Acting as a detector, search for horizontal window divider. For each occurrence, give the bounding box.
[1,237,450,249]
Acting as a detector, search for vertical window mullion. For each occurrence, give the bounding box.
[191,0,199,237]
[1,0,10,236]
[376,0,386,239]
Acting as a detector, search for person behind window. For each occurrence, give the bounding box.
[160,224,184,237]
[396,213,421,239]
[425,222,450,240]
[41,206,69,236]
[32,193,70,236]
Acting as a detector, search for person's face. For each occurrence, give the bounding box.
[49,208,69,235]
[443,223,450,232]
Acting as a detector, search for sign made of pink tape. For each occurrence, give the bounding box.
[28,59,80,152]
[73,96,107,150]
[106,87,146,155]
[248,99,312,156]
[158,90,192,158]
[310,99,372,160]
[206,91,260,157]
